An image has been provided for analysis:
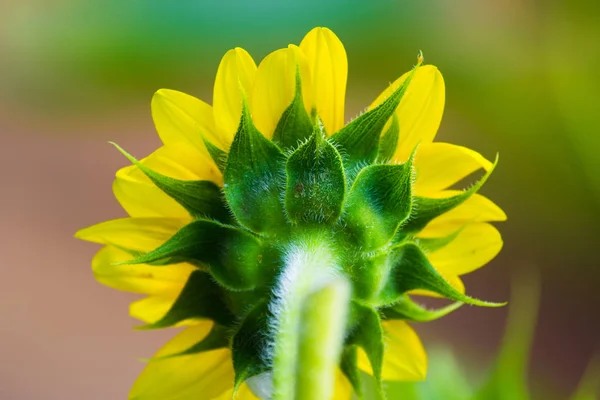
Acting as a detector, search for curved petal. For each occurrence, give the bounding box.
[428,222,503,276]
[357,321,427,381]
[137,142,222,183]
[381,321,427,381]
[418,192,507,237]
[75,217,185,252]
[251,45,312,138]
[332,369,352,400]
[130,325,234,400]
[113,144,221,218]
[299,27,347,135]
[413,142,493,196]
[113,169,188,219]
[213,47,257,145]
[130,295,177,324]
[370,65,445,162]
[152,89,224,151]
[91,246,193,295]
[129,295,203,326]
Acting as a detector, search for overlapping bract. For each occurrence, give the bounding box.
[76,27,506,400]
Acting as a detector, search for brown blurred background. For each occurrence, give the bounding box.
[1,1,598,399]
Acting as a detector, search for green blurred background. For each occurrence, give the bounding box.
[1,1,598,399]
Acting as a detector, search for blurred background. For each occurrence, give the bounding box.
[1,0,598,399]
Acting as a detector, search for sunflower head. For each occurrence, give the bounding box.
[76,27,506,400]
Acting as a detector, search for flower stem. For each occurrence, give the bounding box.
[295,278,350,399]
[270,238,350,400]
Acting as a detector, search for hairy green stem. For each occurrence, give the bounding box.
[295,278,350,399]
[270,238,350,400]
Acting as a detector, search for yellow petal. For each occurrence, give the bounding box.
[357,321,427,381]
[113,144,221,218]
[136,142,221,182]
[213,47,257,144]
[418,193,507,237]
[370,65,445,162]
[152,89,225,151]
[428,222,503,276]
[113,170,188,219]
[251,45,312,138]
[129,295,203,326]
[75,217,185,252]
[91,246,193,295]
[332,369,352,400]
[130,325,234,400]
[299,27,347,135]
[413,142,492,196]
[381,321,427,381]
[130,295,177,324]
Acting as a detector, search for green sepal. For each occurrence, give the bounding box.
[111,142,231,223]
[380,242,504,308]
[223,100,286,233]
[382,294,463,322]
[137,270,235,329]
[344,158,413,250]
[152,324,229,360]
[121,219,267,291]
[202,137,227,173]
[340,345,364,400]
[377,115,400,163]
[349,253,390,302]
[400,155,498,236]
[231,300,270,393]
[346,302,385,399]
[272,68,313,149]
[285,129,346,224]
[416,225,465,253]
[330,60,420,168]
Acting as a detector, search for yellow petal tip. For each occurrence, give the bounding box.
[73,228,86,239]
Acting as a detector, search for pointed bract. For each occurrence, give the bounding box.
[382,295,463,322]
[122,219,268,291]
[138,270,235,328]
[340,346,364,399]
[347,302,386,399]
[285,129,346,224]
[271,68,314,149]
[111,143,230,223]
[380,243,504,307]
[231,301,271,393]
[377,115,400,163]
[202,137,228,173]
[330,58,421,168]
[401,155,499,235]
[345,159,413,250]
[223,101,287,233]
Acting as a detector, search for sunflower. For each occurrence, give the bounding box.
[76,27,506,400]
